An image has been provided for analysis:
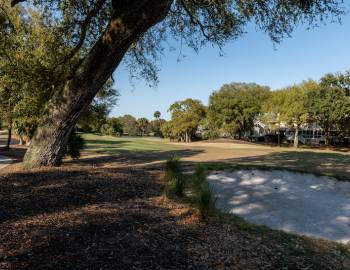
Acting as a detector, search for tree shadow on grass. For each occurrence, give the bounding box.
[205,150,350,180]
[74,148,204,167]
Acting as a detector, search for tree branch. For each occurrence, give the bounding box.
[11,0,26,7]
[61,0,107,65]
[179,0,210,41]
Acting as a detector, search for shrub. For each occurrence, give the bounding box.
[66,130,85,159]
[165,175,186,197]
[164,155,185,197]
[197,182,216,217]
[165,155,181,182]
[192,164,206,191]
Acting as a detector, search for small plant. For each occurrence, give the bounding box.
[192,164,206,191]
[164,155,186,197]
[66,130,85,159]
[197,182,217,217]
[165,155,181,182]
[165,175,186,197]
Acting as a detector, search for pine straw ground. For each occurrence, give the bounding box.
[0,158,349,269]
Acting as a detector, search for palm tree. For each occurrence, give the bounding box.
[154,111,161,120]
[137,118,149,136]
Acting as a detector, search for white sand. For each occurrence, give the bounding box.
[208,169,350,243]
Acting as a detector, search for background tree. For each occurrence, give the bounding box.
[0,5,66,147]
[320,71,350,96]
[149,111,164,136]
[307,85,350,145]
[77,80,119,132]
[168,98,206,142]
[118,115,138,136]
[137,118,149,136]
[208,83,270,139]
[148,119,166,137]
[100,117,123,136]
[271,81,318,147]
[154,111,161,120]
[0,87,18,148]
[160,121,174,140]
[7,0,346,167]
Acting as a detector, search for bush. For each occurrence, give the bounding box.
[197,182,216,217]
[165,155,181,182]
[164,155,185,197]
[192,164,206,191]
[165,174,186,197]
[66,130,85,159]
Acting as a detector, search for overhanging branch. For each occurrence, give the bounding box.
[61,0,107,65]
[11,0,26,7]
[179,0,210,41]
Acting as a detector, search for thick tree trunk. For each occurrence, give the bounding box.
[293,127,299,148]
[23,0,172,168]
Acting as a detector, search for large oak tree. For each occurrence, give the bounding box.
[6,0,345,168]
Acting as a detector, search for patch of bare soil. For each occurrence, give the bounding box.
[0,159,349,269]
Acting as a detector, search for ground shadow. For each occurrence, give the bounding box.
[0,163,206,269]
[0,146,26,162]
[204,150,350,180]
[208,170,350,242]
[74,148,204,167]
[0,166,163,224]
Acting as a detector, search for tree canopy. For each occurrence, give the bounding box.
[2,0,346,167]
[164,98,206,142]
[208,83,270,138]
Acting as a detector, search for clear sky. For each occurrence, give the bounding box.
[111,4,350,120]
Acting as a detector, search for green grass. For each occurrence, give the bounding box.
[82,133,180,154]
[81,133,349,180]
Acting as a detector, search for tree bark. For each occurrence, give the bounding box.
[293,126,299,148]
[325,130,330,145]
[5,123,12,149]
[19,134,24,145]
[23,0,172,168]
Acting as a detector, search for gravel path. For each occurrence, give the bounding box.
[208,169,350,243]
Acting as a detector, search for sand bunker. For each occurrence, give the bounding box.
[208,169,350,243]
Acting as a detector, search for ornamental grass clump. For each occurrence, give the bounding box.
[165,156,185,197]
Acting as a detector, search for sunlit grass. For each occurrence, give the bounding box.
[82,133,180,154]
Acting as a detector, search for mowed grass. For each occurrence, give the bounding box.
[82,133,181,154]
[81,133,349,179]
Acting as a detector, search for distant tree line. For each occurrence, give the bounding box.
[161,71,350,147]
[76,110,166,138]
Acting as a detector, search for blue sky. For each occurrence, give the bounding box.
[112,4,350,120]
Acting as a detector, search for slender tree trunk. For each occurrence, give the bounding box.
[23,0,172,168]
[325,130,330,145]
[293,126,299,148]
[5,122,12,149]
[19,134,24,145]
